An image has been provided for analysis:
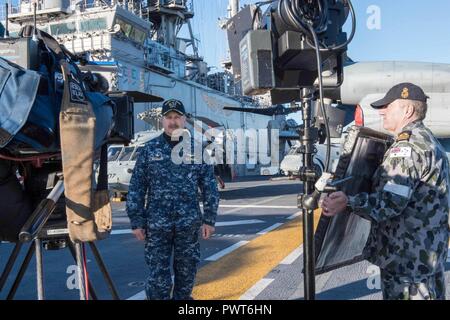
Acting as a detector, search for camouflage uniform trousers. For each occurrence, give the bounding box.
[144,225,200,300]
[380,267,446,300]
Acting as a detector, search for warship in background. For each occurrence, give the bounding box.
[0,0,295,196]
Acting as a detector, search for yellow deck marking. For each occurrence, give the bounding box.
[193,210,322,300]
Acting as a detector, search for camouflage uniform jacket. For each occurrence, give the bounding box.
[348,120,449,278]
[126,134,219,230]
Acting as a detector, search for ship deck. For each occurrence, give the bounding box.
[0,176,449,300]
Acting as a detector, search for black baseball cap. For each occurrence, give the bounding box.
[162,99,186,116]
[371,82,430,109]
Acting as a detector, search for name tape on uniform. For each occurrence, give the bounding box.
[383,181,412,198]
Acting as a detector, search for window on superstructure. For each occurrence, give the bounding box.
[115,17,146,44]
[115,18,132,37]
[80,18,108,32]
[129,27,146,44]
[118,147,135,161]
[108,146,122,162]
[50,21,77,36]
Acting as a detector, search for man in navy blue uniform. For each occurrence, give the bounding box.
[126,99,219,300]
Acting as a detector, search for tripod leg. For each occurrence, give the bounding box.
[0,242,23,291]
[73,242,86,300]
[89,242,120,300]
[35,239,44,300]
[303,208,315,300]
[67,241,98,300]
[6,242,36,300]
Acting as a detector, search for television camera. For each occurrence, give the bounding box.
[0,21,163,299]
[224,0,356,300]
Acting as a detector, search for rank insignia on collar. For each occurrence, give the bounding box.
[396,130,411,142]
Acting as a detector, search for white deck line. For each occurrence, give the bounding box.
[280,246,304,265]
[240,278,275,300]
[204,241,249,261]
[257,223,283,235]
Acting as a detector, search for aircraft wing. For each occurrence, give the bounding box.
[191,116,223,128]
[223,106,277,116]
[107,91,164,102]
[224,106,302,116]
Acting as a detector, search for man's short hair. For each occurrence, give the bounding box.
[410,100,428,120]
[398,99,428,121]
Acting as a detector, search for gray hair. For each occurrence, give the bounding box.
[398,99,428,121]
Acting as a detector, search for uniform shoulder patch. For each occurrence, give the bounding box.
[396,130,412,142]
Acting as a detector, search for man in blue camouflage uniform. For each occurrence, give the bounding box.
[322,83,449,300]
[126,99,219,300]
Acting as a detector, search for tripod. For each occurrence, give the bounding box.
[0,178,119,300]
[0,221,120,300]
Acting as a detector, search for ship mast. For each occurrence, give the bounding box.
[143,1,208,82]
[230,0,239,18]
[145,1,194,49]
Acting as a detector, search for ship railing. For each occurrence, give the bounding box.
[72,0,116,10]
[148,0,193,11]
[2,0,76,18]
[167,0,192,9]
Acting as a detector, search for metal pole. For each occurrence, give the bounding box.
[67,241,98,300]
[0,242,23,291]
[4,3,9,38]
[32,1,38,41]
[19,180,65,242]
[74,242,86,300]
[230,0,239,18]
[89,242,120,300]
[7,243,36,300]
[300,88,315,300]
[35,239,44,300]
[186,20,198,58]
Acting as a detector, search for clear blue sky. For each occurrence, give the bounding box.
[3,0,449,66]
[187,0,450,69]
[184,0,450,123]
[3,0,449,123]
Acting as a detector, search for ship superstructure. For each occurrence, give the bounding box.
[0,0,281,177]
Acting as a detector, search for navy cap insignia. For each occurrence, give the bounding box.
[401,88,409,99]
